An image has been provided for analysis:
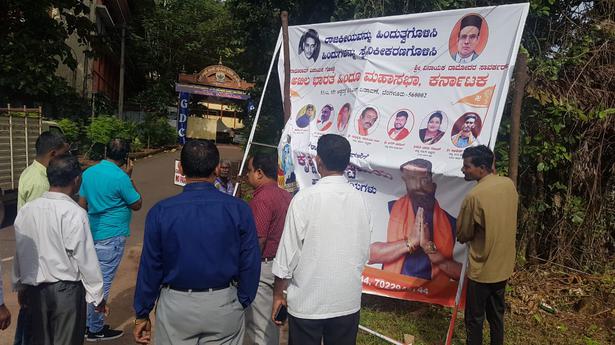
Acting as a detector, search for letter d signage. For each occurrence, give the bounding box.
[177,92,189,144]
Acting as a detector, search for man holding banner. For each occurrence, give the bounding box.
[457,146,518,345]
[270,3,528,341]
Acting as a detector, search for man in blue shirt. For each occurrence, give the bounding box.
[133,140,260,345]
[79,139,142,341]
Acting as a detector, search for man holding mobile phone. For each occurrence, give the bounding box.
[78,138,143,341]
[272,134,372,345]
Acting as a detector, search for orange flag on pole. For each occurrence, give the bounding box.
[455,85,496,108]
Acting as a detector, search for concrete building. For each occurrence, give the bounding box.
[55,0,130,116]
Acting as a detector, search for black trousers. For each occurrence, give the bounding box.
[465,279,507,345]
[26,281,86,345]
[288,310,360,345]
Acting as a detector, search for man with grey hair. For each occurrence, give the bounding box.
[14,154,106,345]
[214,159,234,195]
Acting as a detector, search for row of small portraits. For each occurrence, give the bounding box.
[295,104,483,148]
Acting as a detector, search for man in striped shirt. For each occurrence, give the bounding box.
[245,153,292,345]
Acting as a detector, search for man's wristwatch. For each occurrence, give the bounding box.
[424,241,437,254]
[134,317,149,326]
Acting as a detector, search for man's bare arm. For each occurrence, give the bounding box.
[424,251,462,280]
[129,198,143,211]
[456,198,476,243]
[368,240,409,264]
[272,277,289,326]
[78,196,88,210]
[258,238,266,253]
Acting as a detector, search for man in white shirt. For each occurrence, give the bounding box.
[271,134,372,345]
[13,154,107,345]
[0,205,10,332]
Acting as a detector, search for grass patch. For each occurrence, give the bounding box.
[358,294,461,345]
[356,266,615,345]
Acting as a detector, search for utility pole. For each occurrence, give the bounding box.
[118,24,126,120]
[88,2,97,121]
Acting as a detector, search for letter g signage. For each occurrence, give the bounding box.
[177,92,189,144]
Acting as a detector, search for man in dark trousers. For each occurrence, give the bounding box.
[13,131,68,345]
[457,145,518,345]
[272,134,372,345]
[133,140,260,345]
[13,154,107,345]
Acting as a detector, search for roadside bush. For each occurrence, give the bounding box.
[138,115,176,148]
[86,116,137,144]
[131,137,144,152]
[56,118,80,143]
[85,116,138,160]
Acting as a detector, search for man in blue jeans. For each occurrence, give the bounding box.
[79,138,142,341]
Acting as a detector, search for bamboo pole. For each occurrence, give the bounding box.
[281,11,291,125]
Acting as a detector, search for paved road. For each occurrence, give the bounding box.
[0,145,288,344]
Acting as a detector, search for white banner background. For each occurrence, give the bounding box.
[277,4,529,306]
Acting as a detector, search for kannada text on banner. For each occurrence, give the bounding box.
[277,4,529,307]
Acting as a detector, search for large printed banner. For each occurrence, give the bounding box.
[277,4,528,307]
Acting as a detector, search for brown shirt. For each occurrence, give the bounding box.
[457,174,518,283]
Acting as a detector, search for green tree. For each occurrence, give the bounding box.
[224,0,614,270]
[0,0,98,116]
[138,115,176,148]
[127,0,237,113]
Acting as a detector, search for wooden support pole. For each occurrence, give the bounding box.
[281,11,291,125]
[509,53,529,187]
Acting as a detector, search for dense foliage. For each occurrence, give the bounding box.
[3,0,613,270]
[86,116,137,144]
[126,0,236,113]
[56,118,80,143]
[222,0,615,270]
[138,115,177,147]
[0,0,99,116]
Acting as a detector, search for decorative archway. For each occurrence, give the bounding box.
[176,63,254,143]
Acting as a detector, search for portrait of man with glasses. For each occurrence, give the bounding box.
[452,14,484,63]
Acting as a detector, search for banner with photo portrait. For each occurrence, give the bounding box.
[277,4,529,307]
